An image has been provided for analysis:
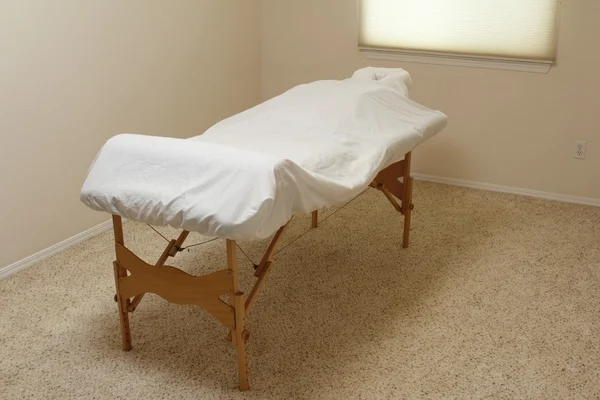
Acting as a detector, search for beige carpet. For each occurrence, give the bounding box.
[1,182,599,399]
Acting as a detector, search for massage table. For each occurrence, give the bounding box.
[80,67,447,390]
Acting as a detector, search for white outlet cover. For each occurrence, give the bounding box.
[575,141,586,159]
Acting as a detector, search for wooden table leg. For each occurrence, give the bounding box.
[113,261,132,351]
[402,153,413,249]
[227,240,249,390]
[234,292,249,391]
[112,215,132,351]
[403,176,414,249]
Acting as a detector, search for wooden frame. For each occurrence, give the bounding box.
[371,152,414,248]
[107,152,414,390]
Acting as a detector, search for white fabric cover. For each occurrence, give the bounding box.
[80,68,447,240]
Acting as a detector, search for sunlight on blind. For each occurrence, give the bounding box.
[360,0,560,61]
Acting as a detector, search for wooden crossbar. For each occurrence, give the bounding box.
[371,182,402,213]
[370,153,414,248]
[226,222,291,343]
[373,160,405,200]
[116,243,235,328]
[246,261,272,312]
[128,230,190,312]
[254,221,290,277]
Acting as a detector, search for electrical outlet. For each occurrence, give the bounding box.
[574,141,586,159]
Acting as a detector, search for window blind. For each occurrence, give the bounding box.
[359,0,560,62]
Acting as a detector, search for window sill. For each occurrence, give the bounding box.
[360,48,552,74]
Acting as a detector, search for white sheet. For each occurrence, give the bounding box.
[80,67,447,240]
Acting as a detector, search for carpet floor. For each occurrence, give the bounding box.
[1,182,599,399]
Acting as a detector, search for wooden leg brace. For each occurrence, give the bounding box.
[111,216,291,391]
[112,216,132,351]
[227,240,249,391]
[371,151,415,248]
[402,152,413,248]
[109,148,414,389]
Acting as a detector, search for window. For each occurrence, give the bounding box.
[359,0,561,73]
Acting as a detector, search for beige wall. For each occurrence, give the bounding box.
[3,0,599,267]
[262,0,600,200]
[0,0,261,268]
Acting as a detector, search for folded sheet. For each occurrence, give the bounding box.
[81,67,447,239]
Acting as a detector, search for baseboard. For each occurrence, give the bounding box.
[413,173,600,207]
[0,220,113,280]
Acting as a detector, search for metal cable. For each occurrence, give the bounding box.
[146,224,170,243]
[180,237,220,250]
[236,243,257,266]
[146,187,370,259]
[318,187,371,225]
[273,187,371,258]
